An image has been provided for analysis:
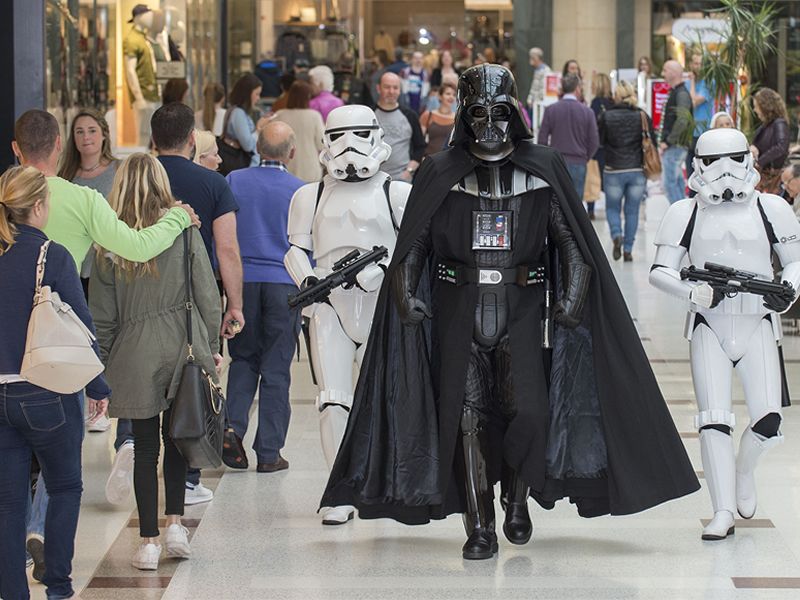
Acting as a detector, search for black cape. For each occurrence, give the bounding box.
[320,141,700,524]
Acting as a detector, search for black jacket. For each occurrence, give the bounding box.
[599,104,656,171]
[320,141,700,524]
[660,82,692,147]
[753,118,790,170]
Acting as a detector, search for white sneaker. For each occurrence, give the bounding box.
[87,414,112,432]
[106,441,134,505]
[184,482,213,505]
[131,542,161,570]
[321,505,355,526]
[165,523,191,558]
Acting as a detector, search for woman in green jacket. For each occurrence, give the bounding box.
[89,153,221,572]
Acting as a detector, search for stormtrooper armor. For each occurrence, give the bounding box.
[650,128,800,540]
[284,105,410,525]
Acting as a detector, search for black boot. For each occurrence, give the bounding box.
[460,407,498,560]
[501,466,532,545]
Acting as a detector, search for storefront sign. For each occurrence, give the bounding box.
[156,61,186,80]
[650,80,672,131]
[671,18,728,44]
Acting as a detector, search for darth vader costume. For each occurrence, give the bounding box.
[320,65,699,559]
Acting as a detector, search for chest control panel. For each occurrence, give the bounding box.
[472,210,512,250]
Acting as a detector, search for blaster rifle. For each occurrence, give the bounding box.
[288,246,389,309]
[680,262,794,302]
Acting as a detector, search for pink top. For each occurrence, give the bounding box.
[310,91,345,124]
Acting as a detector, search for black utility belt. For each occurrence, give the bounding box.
[436,262,546,286]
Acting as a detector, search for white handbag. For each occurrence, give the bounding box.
[19,241,104,394]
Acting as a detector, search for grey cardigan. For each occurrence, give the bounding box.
[89,227,221,419]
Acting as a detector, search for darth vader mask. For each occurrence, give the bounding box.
[452,64,532,161]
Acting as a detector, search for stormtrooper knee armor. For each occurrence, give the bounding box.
[650,128,800,540]
[284,105,411,525]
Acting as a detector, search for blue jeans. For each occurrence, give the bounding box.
[114,418,133,451]
[26,392,84,543]
[0,383,82,600]
[226,282,300,464]
[566,162,588,201]
[662,146,688,204]
[604,171,647,253]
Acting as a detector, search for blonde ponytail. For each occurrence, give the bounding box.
[0,166,49,255]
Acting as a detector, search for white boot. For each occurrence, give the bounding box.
[700,428,736,541]
[736,427,783,519]
[319,404,354,526]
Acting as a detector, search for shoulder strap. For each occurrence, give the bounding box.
[639,110,649,137]
[314,180,325,213]
[757,198,779,245]
[182,230,195,359]
[34,241,51,295]
[383,177,400,233]
[679,203,699,250]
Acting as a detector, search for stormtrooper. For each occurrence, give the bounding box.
[284,105,411,525]
[650,128,800,540]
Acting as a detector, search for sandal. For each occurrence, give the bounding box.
[222,428,249,469]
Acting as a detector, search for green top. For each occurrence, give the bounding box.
[123,27,159,103]
[43,176,190,269]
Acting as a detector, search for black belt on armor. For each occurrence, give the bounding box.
[436,261,546,286]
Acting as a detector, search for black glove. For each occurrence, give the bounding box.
[763,282,795,313]
[396,294,432,325]
[553,301,581,329]
[300,276,319,290]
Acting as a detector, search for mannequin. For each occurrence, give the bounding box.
[123,7,161,146]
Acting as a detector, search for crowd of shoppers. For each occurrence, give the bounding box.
[6,37,800,598]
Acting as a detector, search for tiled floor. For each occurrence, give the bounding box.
[25,192,800,599]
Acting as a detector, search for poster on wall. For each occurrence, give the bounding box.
[543,73,561,106]
[650,80,672,131]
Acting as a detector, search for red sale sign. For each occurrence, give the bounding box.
[650,80,672,132]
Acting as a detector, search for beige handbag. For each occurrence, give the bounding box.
[20,241,104,394]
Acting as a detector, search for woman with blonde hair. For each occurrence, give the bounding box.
[89,153,221,572]
[193,129,223,171]
[587,73,614,219]
[598,80,656,261]
[0,166,109,600]
[710,111,735,129]
[751,88,790,194]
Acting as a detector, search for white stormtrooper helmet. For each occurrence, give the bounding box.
[688,128,760,205]
[319,105,391,181]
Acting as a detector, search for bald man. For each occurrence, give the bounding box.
[375,71,426,181]
[223,121,305,473]
[659,59,693,203]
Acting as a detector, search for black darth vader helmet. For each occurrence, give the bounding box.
[451,64,532,159]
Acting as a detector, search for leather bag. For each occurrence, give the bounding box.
[640,111,662,181]
[20,241,104,393]
[216,108,253,176]
[169,231,225,469]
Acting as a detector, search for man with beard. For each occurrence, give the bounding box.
[321,64,700,559]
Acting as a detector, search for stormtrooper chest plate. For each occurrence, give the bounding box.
[312,177,396,261]
[689,203,773,278]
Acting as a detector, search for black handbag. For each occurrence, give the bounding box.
[170,230,225,469]
[216,108,253,176]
